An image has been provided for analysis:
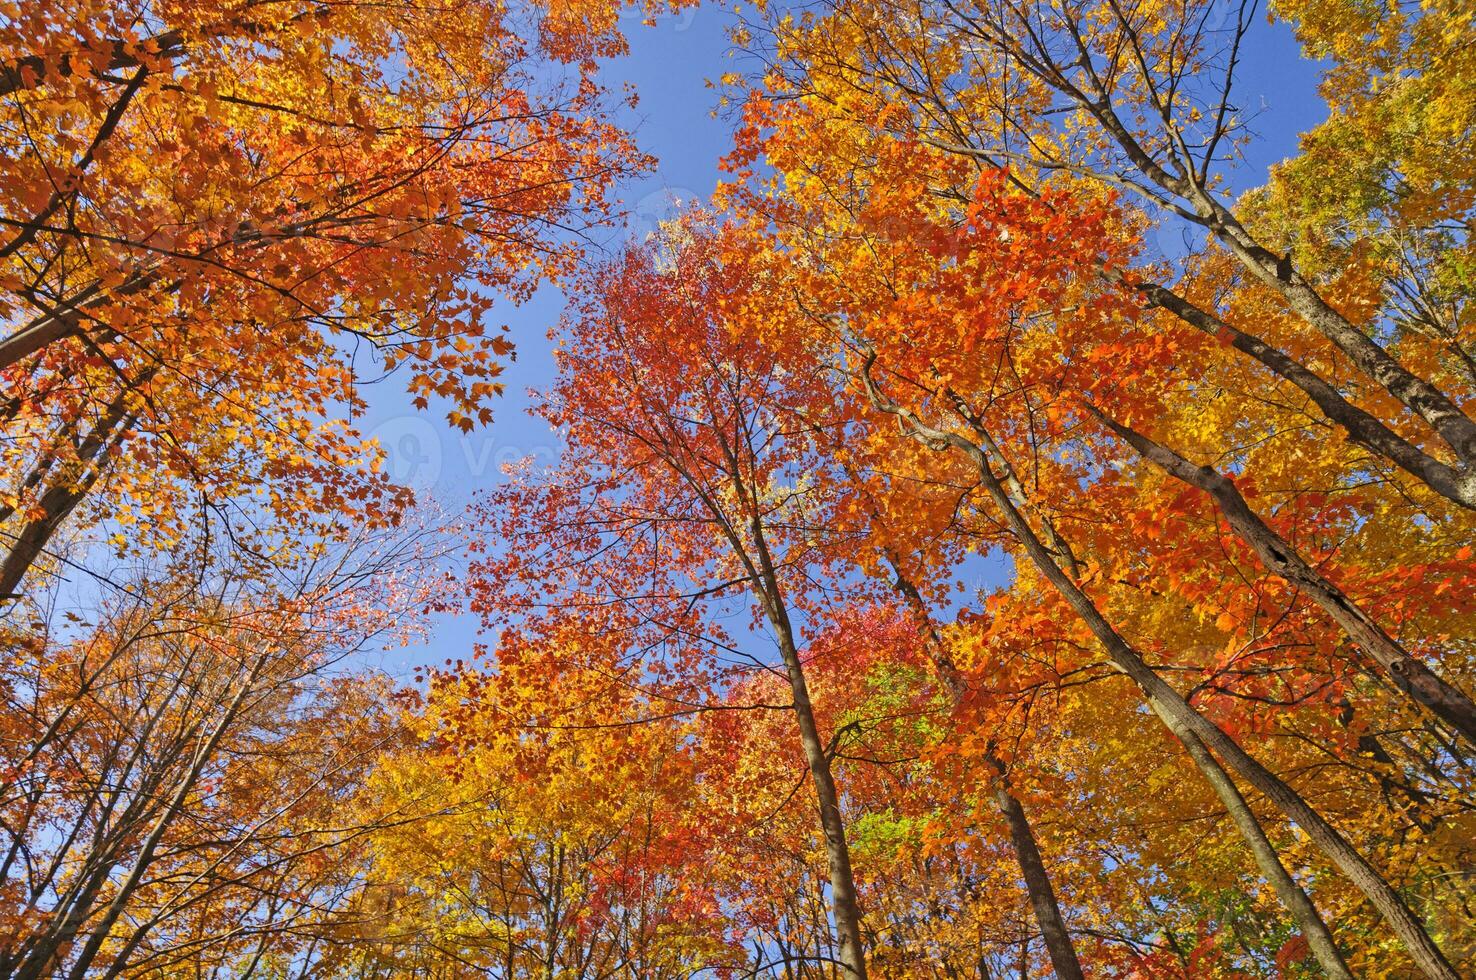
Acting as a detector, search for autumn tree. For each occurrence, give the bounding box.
[324,611,738,978]
[0,0,678,606]
[726,0,1476,732]
[462,225,897,976]
[0,520,442,978]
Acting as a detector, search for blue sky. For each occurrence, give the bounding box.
[361,7,734,514]
[362,7,1332,677]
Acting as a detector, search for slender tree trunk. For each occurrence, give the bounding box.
[885,551,1085,980]
[1181,185,1476,468]
[1050,62,1476,467]
[1,369,151,600]
[991,781,1085,980]
[753,566,868,979]
[649,412,869,976]
[697,437,868,978]
[0,271,168,374]
[0,451,117,598]
[1174,730,1354,979]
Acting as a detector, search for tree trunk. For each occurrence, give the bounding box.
[715,453,868,979]
[1182,184,1476,469]
[992,781,1086,980]
[1129,277,1476,511]
[885,551,1085,980]
[753,565,869,979]
[1174,730,1353,979]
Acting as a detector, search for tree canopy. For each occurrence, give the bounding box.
[2,0,1473,976]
